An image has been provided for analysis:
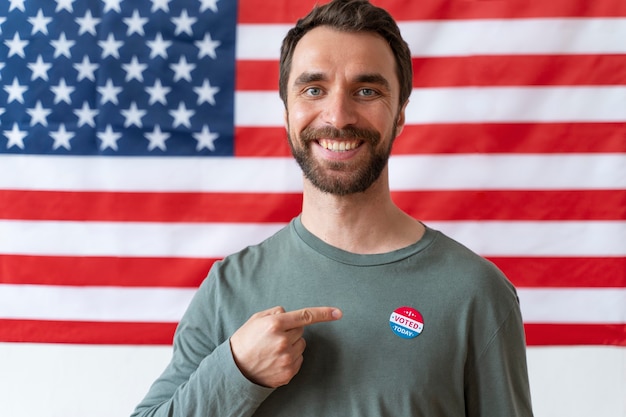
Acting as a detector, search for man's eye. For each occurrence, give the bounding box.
[305,87,322,96]
[358,88,377,97]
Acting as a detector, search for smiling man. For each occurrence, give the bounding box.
[132,1,534,416]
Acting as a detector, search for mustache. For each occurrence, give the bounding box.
[299,125,380,145]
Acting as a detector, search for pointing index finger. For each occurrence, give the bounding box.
[280,307,342,330]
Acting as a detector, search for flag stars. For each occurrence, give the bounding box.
[169,102,195,128]
[170,56,196,82]
[102,0,123,14]
[74,55,99,82]
[55,0,75,13]
[193,125,219,151]
[200,0,219,13]
[9,0,26,12]
[195,33,221,59]
[147,33,172,59]
[145,79,171,105]
[123,56,148,82]
[124,10,148,36]
[121,102,147,128]
[5,32,28,58]
[145,125,170,151]
[28,55,52,81]
[172,9,197,36]
[51,78,75,104]
[27,101,52,126]
[151,0,172,13]
[50,124,74,150]
[29,10,52,35]
[74,101,98,127]
[98,79,123,105]
[97,125,122,151]
[4,123,28,149]
[99,33,124,59]
[194,79,220,105]
[51,32,75,59]
[76,10,100,36]
[4,78,28,104]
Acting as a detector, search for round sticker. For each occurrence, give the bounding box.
[389,306,424,339]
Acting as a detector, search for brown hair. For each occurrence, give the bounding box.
[278,0,413,108]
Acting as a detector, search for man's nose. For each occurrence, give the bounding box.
[321,93,358,129]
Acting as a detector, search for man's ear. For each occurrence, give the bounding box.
[395,100,408,137]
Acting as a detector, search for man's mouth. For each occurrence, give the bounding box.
[318,139,362,152]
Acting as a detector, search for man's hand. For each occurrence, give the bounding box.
[230,306,343,388]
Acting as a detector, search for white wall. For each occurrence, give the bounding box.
[1,343,624,417]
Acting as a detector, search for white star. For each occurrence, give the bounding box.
[99,33,123,59]
[145,79,171,105]
[51,32,75,58]
[98,79,122,105]
[29,9,52,35]
[151,0,171,13]
[28,55,52,81]
[55,0,75,13]
[193,125,219,151]
[74,101,98,127]
[199,0,219,13]
[121,102,147,128]
[102,0,122,13]
[172,9,197,36]
[146,33,172,59]
[170,55,196,82]
[145,124,170,151]
[50,124,74,150]
[97,125,122,151]
[195,32,221,59]
[5,33,28,58]
[76,10,100,36]
[124,10,148,36]
[122,56,147,82]
[3,123,28,149]
[51,78,75,104]
[27,101,52,126]
[193,79,220,105]
[9,0,26,12]
[4,78,28,104]
[169,102,195,128]
[74,55,99,81]
[0,17,5,35]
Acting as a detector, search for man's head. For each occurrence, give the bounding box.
[279,0,412,109]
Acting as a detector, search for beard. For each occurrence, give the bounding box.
[287,123,395,196]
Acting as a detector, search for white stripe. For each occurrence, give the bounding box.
[236,19,626,59]
[1,220,625,257]
[427,221,626,257]
[0,284,194,322]
[236,87,626,126]
[519,288,626,324]
[2,154,623,192]
[0,221,284,257]
[0,285,623,324]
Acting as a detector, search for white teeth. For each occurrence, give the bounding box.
[319,139,360,152]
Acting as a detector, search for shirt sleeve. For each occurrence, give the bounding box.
[464,303,534,417]
[130,279,274,417]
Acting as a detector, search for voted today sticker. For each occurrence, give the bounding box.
[389,306,424,339]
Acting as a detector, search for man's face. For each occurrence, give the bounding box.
[285,26,407,196]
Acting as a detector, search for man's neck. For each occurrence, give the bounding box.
[300,178,424,255]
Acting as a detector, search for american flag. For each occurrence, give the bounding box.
[0,0,625,347]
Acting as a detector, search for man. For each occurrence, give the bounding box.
[132,1,534,416]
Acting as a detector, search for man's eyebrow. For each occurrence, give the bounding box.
[293,72,327,86]
[355,73,391,91]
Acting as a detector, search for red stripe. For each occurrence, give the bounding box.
[2,189,624,222]
[490,257,626,288]
[0,255,212,287]
[525,323,626,346]
[238,0,626,23]
[236,55,626,91]
[2,320,623,345]
[3,254,622,288]
[235,123,626,156]
[0,319,177,345]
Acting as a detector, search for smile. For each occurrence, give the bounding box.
[318,139,362,152]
